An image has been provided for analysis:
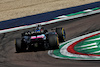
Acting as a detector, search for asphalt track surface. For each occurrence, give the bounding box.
[1,14,100,67]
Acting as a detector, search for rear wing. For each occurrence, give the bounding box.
[22,31,45,36]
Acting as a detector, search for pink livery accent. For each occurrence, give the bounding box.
[31,36,37,39]
[31,34,45,39]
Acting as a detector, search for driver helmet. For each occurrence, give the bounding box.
[36,25,42,32]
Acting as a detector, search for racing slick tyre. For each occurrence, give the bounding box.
[56,27,66,42]
[15,38,27,53]
[48,34,59,49]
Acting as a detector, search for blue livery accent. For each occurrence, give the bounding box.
[36,30,41,32]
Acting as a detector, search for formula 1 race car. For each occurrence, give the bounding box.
[15,25,66,52]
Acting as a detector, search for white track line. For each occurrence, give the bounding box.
[78,43,96,48]
[81,45,98,50]
[86,37,100,42]
[92,50,100,53]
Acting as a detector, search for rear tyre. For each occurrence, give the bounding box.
[48,34,59,49]
[56,27,66,42]
[15,38,27,53]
